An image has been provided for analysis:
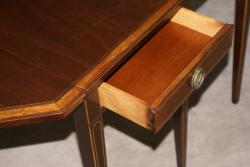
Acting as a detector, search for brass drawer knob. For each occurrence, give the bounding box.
[191,68,205,89]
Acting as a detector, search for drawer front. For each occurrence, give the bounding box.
[98,8,233,133]
[154,26,233,132]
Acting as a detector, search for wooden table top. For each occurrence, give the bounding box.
[0,0,184,127]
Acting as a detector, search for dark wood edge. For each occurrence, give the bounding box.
[0,86,85,128]
[147,109,156,130]
[152,24,233,133]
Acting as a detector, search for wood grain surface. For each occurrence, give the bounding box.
[171,8,224,37]
[107,21,211,104]
[0,0,186,126]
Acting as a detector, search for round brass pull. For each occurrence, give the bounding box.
[191,68,205,89]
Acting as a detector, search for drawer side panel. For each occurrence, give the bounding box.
[98,83,150,129]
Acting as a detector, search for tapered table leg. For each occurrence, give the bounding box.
[233,0,249,103]
[74,90,107,167]
[174,100,188,167]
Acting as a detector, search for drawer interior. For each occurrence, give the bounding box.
[98,8,232,132]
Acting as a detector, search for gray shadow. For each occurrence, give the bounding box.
[0,115,75,149]
[191,0,208,10]
[103,109,175,150]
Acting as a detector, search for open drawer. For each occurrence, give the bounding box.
[98,8,233,133]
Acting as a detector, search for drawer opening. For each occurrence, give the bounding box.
[98,8,233,133]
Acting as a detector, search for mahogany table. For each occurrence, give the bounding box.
[0,0,236,167]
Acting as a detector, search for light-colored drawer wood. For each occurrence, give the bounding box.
[98,8,233,133]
